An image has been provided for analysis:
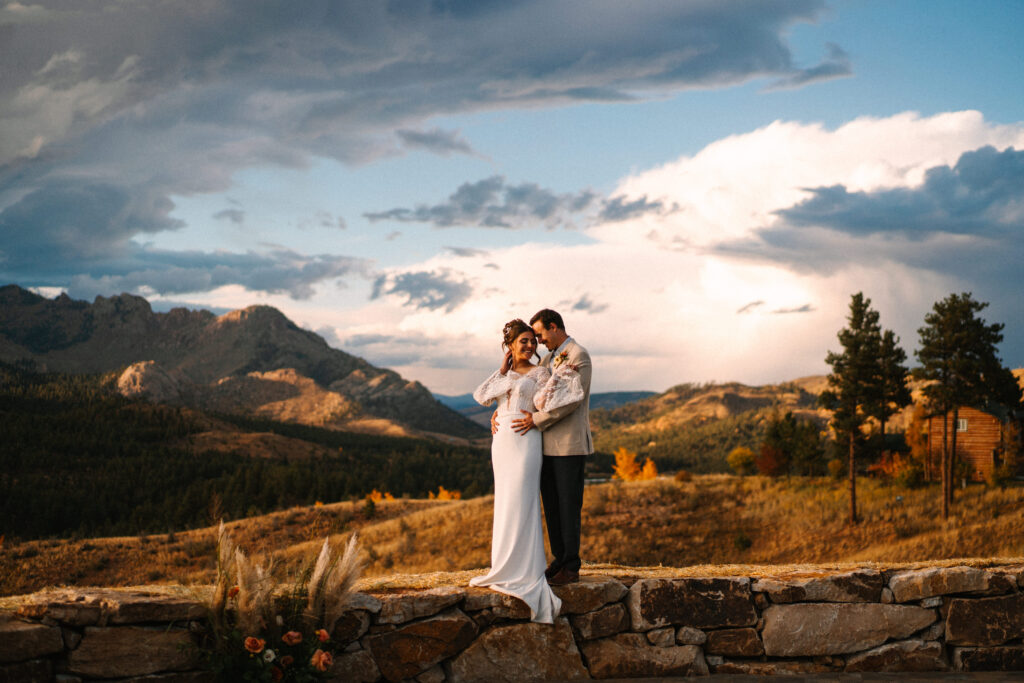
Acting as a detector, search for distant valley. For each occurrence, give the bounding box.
[435,390,660,427]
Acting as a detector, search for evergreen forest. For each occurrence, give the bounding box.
[0,362,493,541]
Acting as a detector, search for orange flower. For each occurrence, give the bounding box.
[315,628,329,643]
[311,649,333,672]
[243,636,265,654]
[280,655,294,668]
[270,666,283,681]
[281,630,303,646]
[227,586,240,598]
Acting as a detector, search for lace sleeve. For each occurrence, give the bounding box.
[533,364,584,412]
[473,370,514,406]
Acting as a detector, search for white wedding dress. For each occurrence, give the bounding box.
[470,364,584,624]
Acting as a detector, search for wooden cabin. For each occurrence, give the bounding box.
[926,406,1019,482]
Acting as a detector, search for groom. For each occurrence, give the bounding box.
[510,308,593,586]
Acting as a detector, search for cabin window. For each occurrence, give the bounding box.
[956,418,968,432]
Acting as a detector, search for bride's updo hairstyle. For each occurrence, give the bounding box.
[502,318,535,355]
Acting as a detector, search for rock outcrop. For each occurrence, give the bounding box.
[0,285,482,438]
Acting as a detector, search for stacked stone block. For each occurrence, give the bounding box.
[3,564,1024,681]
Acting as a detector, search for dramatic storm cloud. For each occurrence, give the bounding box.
[0,0,845,298]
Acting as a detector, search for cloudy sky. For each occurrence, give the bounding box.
[2,0,1023,395]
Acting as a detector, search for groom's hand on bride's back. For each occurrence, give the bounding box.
[491,411,499,435]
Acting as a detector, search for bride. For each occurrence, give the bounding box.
[470,318,583,624]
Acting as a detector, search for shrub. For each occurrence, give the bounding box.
[673,470,692,482]
[827,458,845,479]
[734,532,752,551]
[756,444,788,477]
[726,446,756,476]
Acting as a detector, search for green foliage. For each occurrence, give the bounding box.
[821,292,911,522]
[756,412,824,477]
[914,292,1022,514]
[915,292,1021,412]
[0,362,491,540]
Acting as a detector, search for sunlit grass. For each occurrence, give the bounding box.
[3,474,1022,598]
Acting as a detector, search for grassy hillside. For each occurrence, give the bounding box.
[4,474,1022,598]
[591,380,827,472]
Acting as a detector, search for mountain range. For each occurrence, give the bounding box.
[0,284,483,439]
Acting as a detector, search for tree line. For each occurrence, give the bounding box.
[0,362,492,541]
[746,292,1021,524]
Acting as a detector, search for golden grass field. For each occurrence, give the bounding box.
[3,474,1023,601]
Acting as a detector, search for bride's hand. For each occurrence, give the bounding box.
[499,350,513,375]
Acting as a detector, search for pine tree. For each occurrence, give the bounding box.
[914,292,1022,519]
[820,293,884,524]
[875,329,912,455]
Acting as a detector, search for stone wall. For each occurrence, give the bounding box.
[3,564,1024,681]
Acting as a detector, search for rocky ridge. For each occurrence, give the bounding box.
[0,284,482,438]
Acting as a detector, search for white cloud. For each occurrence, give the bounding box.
[335,111,1024,394]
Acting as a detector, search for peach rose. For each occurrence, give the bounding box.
[311,649,333,672]
[315,628,329,642]
[281,630,303,646]
[243,636,265,654]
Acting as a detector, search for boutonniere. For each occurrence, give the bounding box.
[553,351,569,368]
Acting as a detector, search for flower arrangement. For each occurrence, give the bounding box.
[204,522,361,682]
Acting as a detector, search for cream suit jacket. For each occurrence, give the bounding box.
[533,338,593,456]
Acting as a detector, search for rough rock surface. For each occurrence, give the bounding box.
[844,639,947,672]
[17,589,205,625]
[552,576,628,614]
[344,592,383,614]
[118,361,190,403]
[953,645,1024,672]
[645,626,675,647]
[446,618,588,683]
[888,566,990,603]
[762,603,936,656]
[67,626,198,678]
[0,618,62,663]
[753,569,883,603]
[710,659,834,675]
[946,592,1024,646]
[627,577,756,631]
[376,587,466,625]
[333,609,371,644]
[579,633,708,678]
[705,627,764,657]
[363,608,477,681]
[676,626,707,645]
[0,659,52,683]
[570,603,630,641]
[327,649,380,683]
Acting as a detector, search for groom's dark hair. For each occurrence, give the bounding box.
[530,308,565,331]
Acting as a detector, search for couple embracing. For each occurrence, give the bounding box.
[470,308,593,624]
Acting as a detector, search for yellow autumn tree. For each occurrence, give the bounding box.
[640,457,658,480]
[613,447,641,481]
[429,486,462,500]
[367,490,395,503]
[613,447,657,481]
